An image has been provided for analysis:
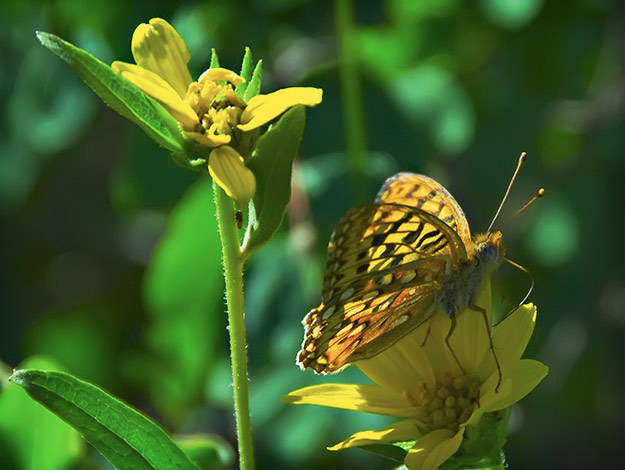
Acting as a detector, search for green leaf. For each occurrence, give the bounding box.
[243,59,263,102]
[35,31,185,156]
[244,105,305,255]
[0,357,84,470]
[9,369,200,470]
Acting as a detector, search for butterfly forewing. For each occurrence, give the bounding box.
[298,173,476,373]
[376,172,473,248]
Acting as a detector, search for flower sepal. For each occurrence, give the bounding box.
[355,440,415,465]
[36,31,186,156]
[438,408,510,470]
[235,46,263,103]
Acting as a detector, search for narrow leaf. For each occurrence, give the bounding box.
[210,49,220,68]
[243,60,263,102]
[244,105,305,255]
[236,47,253,99]
[36,31,184,156]
[9,369,199,470]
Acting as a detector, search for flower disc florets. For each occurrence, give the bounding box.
[183,69,248,148]
[408,374,481,433]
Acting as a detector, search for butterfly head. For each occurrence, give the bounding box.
[474,231,504,271]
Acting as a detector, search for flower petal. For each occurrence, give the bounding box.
[185,130,232,147]
[209,146,256,207]
[328,419,422,450]
[238,87,323,132]
[495,304,536,365]
[476,304,536,381]
[198,67,245,87]
[284,383,416,418]
[421,313,463,378]
[131,18,193,97]
[447,281,492,373]
[112,61,198,129]
[483,359,549,412]
[357,328,436,395]
[404,428,463,470]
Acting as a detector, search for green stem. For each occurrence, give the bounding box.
[335,0,368,201]
[213,182,255,470]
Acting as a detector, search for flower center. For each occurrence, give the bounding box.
[407,374,481,432]
[184,72,246,145]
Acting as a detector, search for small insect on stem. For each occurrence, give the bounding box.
[235,211,243,229]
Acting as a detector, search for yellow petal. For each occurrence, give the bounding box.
[198,67,245,87]
[475,303,536,381]
[453,308,489,374]
[284,383,416,418]
[448,280,492,373]
[208,146,256,207]
[483,359,549,412]
[112,61,198,129]
[357,327,436,395]
[404,428,462,470]
[328,419,422,451]
[131,18,193,97]
[185,130,232,147]
[494,304,536,366]
[238,87,323,132]
[421,313,464,379]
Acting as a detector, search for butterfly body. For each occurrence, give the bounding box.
[297,173,505,374]
[438,230,504,318]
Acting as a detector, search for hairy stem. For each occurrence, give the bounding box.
[213,182,255,470]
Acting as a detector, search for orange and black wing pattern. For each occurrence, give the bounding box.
[298,173,473,373]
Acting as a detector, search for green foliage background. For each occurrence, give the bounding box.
[1,0,623,468]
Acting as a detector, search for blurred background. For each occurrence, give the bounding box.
[1,0,624,469]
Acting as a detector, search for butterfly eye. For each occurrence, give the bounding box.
[477,242,498,264]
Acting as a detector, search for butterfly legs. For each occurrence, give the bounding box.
[470,303,502,392]
[421,315,468,380]
[443,317,466,378]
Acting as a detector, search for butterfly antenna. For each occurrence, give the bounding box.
[487,152,527,232]
[504,258,535,305]
[492,188,546,232]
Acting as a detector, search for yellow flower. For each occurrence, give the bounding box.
[111,18,322,206]
[285,285,548,470]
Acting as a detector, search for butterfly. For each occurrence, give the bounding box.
[297,172,507,374]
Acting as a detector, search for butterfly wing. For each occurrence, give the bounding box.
[375,172,473,249]
[298,173,474,373]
